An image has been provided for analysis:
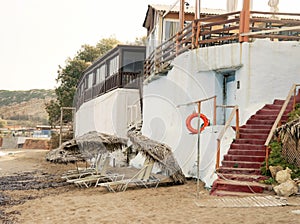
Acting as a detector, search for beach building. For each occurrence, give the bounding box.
[74,0,300,195]
[140,0,300,195]
[74,45,146,138]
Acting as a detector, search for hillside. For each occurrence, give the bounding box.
[0,89,56,127]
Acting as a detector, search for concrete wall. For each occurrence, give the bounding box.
[75,88,141,138]
[142,39,300,186]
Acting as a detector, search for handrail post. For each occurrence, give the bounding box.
[216,139,221,170]
[213,96,217,125]
[192,21,195,49]
[239,11,245,42]
[265,146,269,170]
[235,107,240,139]
[293,85,296,109]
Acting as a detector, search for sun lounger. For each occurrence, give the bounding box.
[98,158,160,192]
[65,155,111,185]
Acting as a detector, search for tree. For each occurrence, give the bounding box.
[46,37,120,126]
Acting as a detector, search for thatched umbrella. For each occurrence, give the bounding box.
[46,131,128,164]
[47,129,186,184]
[127,127,186,184]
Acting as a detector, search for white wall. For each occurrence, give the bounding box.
[142,39,300,186]
[75,89,141,138]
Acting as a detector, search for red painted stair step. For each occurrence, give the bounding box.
[217,167,261,175]
[228,149,265,156]
[230,143,265,150]
[221,160,262,169]
[224,155,265,162]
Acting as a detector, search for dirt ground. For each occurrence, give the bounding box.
[1,149,300,224]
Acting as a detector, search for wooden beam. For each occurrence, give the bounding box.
[179,0,185,30]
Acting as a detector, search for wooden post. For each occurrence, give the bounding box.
[265,146,269,170]
[239,11,245,42]
[213,96,217,125]
[216,139,221,170]
[235,107,240,139]
[179,0,185,30]
[293,86,296,109]
[242,0,250,42]
[195,0,200,20]
[196,101,201,199]
[59,107,63,146]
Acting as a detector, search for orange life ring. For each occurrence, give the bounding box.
[186,113,209,134]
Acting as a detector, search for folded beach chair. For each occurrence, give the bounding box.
[98,158,160,192]
[61,161,97,181]
[67,154,111,187]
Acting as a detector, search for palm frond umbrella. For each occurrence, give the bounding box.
[127,127,186,184]
[46,131,127,164]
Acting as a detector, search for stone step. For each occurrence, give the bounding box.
[256,109,280,115]
[250,114,277,121]
[227,149,265,156]
[246,119,275,125]
[211,179,268,194]
[217,173,267,182]
[224,155,265,163]
[238,133,268,140]
[234,139,266,145]
[242,124,272,130]
[238,128,270,134]
[217,167,261,175]
[264,104,284,110]
[231,143,265,151]
[221,160,262,169]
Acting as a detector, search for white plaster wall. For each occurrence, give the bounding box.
[75,89,141,138]
[237,39,300,123]
[142,39,300,186]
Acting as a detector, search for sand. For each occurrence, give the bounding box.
[1,149,300,224]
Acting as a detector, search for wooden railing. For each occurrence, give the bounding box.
[264,84,300,169]
[144,11,300,78]
[75,71,141,110]
[215,105,240,170]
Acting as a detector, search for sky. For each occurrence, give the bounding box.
[0,0,298,90]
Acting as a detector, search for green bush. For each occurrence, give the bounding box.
[261,141,300,179]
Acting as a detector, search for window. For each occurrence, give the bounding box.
[95,67,100,84]
[86,72,93,89]
[99,64,106,82]
[108,55,119,76]
[163,19,179,41]
[122,51,145,73]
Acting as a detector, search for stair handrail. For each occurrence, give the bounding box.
[215,105,240,170]
[264,83,300,169]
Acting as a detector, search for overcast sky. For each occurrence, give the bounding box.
[0,0,298,90]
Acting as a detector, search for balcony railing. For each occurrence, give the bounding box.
[75,71,141,110]
[144,11,300,79]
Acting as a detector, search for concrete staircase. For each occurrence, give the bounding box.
[210,96,299,196]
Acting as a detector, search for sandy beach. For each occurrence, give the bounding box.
[1,149,300,224]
